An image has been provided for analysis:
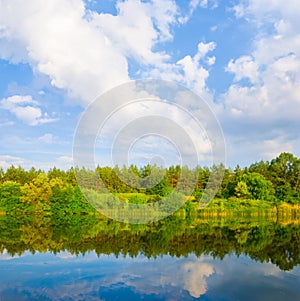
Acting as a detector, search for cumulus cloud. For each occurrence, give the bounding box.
[148,41,216,97]
[0,95,57,126]
[0,0,217,107]
[226,55,260,84]
[90,0,178,66]
[221,0,300,163]
[225,1,300,118]
[177,42,216,93]
[0,0,131,104]
[0,0,187,105]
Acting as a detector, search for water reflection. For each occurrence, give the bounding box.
[1,214,300,270]
[1,252,300,300]
[1,214,300,300]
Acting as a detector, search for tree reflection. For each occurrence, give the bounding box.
[1,214,300,271]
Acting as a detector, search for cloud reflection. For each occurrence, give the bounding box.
[182,262,214,298]
[1,253,300,300]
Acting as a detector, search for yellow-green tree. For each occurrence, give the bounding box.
[21,173,65,214]
[235,181,249,199]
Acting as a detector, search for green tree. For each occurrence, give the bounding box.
[241,172,273,201]
[269,152,300,201]
[0,181,22,212]
[235,181,249,199]
[4,166,28,185]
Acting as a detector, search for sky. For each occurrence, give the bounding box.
[1,0,300,170]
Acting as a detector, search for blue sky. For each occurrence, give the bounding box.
[1,0,300,169]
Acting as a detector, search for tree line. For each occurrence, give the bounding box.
[0,152,300,215]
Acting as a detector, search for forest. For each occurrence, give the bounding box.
[0,152,300,217]
[1,152,300,271]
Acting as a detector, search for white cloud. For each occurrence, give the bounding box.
[226,55,259,84]
[0,1,217,107]
[147,0,179,42]
[176,41,216,95]
[89,0,178,66]
[232,4,246,19]
[0,155,25,169]
[259,138,294,160]
[191,0,208,9]
[0,154,74,170]
[56,156,74,169]
[0,95,57,126]
[74,79,217,170]
[224,3,300,121]
[206,56,216,66]
[221,0,300,162]
[179,0,214,24]
[242,0,300,23]
[223,131,298,167]
[148,41,216,97]
[38,133,55,144]
[12,106,44,126]
[94,99,212,168]
[225,53,300,122]
[1,95,37,106]
[0,0,184,105]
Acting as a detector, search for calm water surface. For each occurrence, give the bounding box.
[1,215,300,300]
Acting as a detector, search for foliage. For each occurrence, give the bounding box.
[1,213,300,271]
[0,181,22,212]
[1,152,300,216]
[235,181,249,198]
[240,172,274,201]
